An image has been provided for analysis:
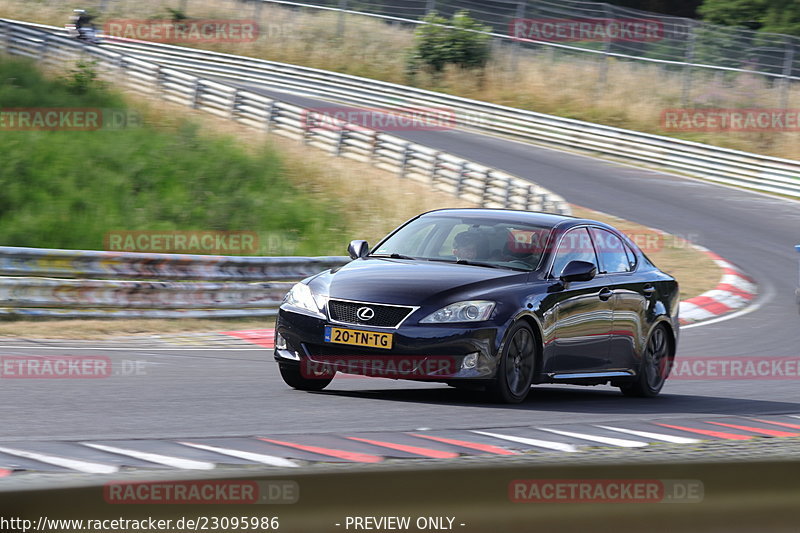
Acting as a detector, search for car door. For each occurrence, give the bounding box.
[542,227,615,374]
[589,227,644,370]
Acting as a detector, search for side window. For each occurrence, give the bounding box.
[590,228,631,273]
[551,228,598,278]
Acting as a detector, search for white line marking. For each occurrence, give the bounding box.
[471,431,577,453]
[0,446,118,474]
[81,443,215,470]
[538,428,648,447]
[178,442,298,468]
[595,425,700,444]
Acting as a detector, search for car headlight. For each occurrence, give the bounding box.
[420,300,495,323]
[283,282,323,315]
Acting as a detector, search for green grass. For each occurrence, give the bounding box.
[0,56,345,255]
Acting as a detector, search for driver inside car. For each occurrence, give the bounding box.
[452,230,486,261]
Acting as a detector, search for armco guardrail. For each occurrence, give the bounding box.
[82,29,800,199]
[8,19,798,198]
[0,20,570,215]
[0,247,349,318]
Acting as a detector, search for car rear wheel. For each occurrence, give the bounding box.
[487,322,537,404]
[279,362,334,391]
[620,324,671,398]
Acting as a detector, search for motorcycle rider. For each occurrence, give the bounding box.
[70,9,99,43]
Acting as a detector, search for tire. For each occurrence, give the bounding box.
[279,362,334,391]
[620,324,671,398]
[486,322,537,404]
[446,380,482,390]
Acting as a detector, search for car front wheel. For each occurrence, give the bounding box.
[279,362,334,391]
[487,322,537,404]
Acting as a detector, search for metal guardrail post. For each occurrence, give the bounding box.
[1,21,12,53]
[253,0,264,21]
[337,0,347,37]
[38,31,50,60]
[334,127,347,155]
[154,64,164,93]
[682,21,697,106]
[190,78,202,108]
[596,3,613,94]
[780,39,795,109]
[264,100,277,132]
[397,142,411,178]
[509,0,526,73]
[482,171,492,205]
[429,152,440,184]
[455,161,467,197]
[230,88,240,118]
[368,130,378,161]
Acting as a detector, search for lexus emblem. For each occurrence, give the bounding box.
[356,307,375,321]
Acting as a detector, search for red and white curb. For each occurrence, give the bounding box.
[1,414,799,475]
[679,247,757,325]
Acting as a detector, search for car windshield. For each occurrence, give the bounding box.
[369,215,553,271]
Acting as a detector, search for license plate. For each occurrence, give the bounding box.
[324,326,393,350]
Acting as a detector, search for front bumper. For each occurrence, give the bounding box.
[274,307,500,380]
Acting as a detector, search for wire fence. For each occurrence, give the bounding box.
[261,0,800,81]
[83,0,800,107]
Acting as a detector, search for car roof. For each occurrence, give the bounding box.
[419,208,613,231]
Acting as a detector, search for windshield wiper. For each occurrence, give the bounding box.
[455,259,503,269]
[369,253,418,260]
[429,258,529,271]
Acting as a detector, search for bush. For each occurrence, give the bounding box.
[408,10,492,76]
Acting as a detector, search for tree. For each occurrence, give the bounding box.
[605,0,702,18]
[699,0,800,36]
[407,10,492,76]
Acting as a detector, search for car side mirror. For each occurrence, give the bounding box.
[560,260,597,283]
[347,240,370,259]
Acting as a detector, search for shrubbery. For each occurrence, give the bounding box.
[407,10,492,78]
[0,57,345,255]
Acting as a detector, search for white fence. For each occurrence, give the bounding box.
[0,246,349,317]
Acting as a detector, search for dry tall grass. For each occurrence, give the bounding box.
[2,0,797,159]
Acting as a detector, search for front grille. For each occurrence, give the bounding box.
[328,299,413,328]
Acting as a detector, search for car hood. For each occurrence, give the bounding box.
[309,257,530,306]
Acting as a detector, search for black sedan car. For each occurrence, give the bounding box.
[274,209,679,403]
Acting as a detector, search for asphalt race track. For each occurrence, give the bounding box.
[1,77,799,471]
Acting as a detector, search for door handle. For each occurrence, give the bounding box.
[599,288,614,301]
[642,285,656,297]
